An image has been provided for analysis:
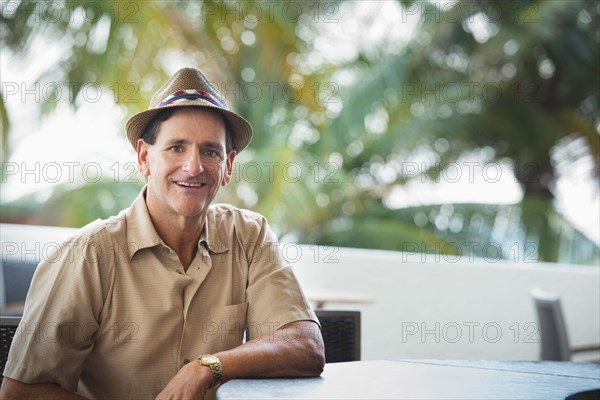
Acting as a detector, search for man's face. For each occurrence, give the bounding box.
[137,107,235,222]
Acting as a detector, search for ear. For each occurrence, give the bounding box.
[221,151,237,186]
[137,138,151,177]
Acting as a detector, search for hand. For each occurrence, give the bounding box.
[155,360,213,400]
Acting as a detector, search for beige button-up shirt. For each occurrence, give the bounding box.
[4,188,317,399]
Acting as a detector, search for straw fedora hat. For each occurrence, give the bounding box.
[125,67,253,153]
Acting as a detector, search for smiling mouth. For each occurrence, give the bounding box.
[175,181,206,188]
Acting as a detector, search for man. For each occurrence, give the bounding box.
[1,68,325,399]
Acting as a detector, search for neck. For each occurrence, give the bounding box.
[161,219,204,271]
[147,207,206,272]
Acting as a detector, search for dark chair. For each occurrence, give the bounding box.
[316,310,361,363]
[530,287,600,362]
[1,259,38,316]
[1,316,21,385]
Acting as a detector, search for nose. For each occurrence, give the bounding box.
[183,149,204,176]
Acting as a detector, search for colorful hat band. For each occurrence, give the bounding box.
[157,89,225,109]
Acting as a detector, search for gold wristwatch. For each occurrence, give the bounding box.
[197,354,222,388]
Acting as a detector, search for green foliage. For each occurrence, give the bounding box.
[1,0,598,265]
[1,180,143,226]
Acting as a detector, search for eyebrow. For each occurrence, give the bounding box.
[166,139,188,146]
[164,138,225,150]
[201,141,226,150]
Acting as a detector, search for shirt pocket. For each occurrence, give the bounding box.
[206,302,249,351]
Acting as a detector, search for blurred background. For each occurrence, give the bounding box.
[1,0,599,265]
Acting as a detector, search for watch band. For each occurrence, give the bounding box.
[198,354,222,388]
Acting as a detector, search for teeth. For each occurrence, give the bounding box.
[177,181,202,187]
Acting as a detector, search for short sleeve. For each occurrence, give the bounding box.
[3,230,110,391]
[243,216,318,339]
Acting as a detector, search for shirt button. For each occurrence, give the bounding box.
[176,269,184,275]
[183,358,191,364]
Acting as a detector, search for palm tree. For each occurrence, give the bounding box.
[1,0,342,234]
[2,0,598,264]
[308,0,599,263]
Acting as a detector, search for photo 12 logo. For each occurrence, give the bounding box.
[401,1,539,24]
[1,81,139,104]
[401,321,539,344]
[1,1,139,24]
[199,1,340,24]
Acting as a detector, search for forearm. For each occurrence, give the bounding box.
[155,320,325,399]
[0,377,88,400]
[216,320,325,381]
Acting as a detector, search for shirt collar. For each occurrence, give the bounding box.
[201,206,230,254]
[125,187,164,259]
[125,186,230,259]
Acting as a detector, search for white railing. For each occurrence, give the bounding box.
[291,245,600,360]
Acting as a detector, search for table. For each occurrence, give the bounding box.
[216,360,600,399]
[304,290,376,309]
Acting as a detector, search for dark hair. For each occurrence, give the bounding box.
[140,107,233,153]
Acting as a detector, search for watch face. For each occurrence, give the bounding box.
[202,355,219,364]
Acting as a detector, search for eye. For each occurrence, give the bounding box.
[203,149,222,159]
[169,145,184,153]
